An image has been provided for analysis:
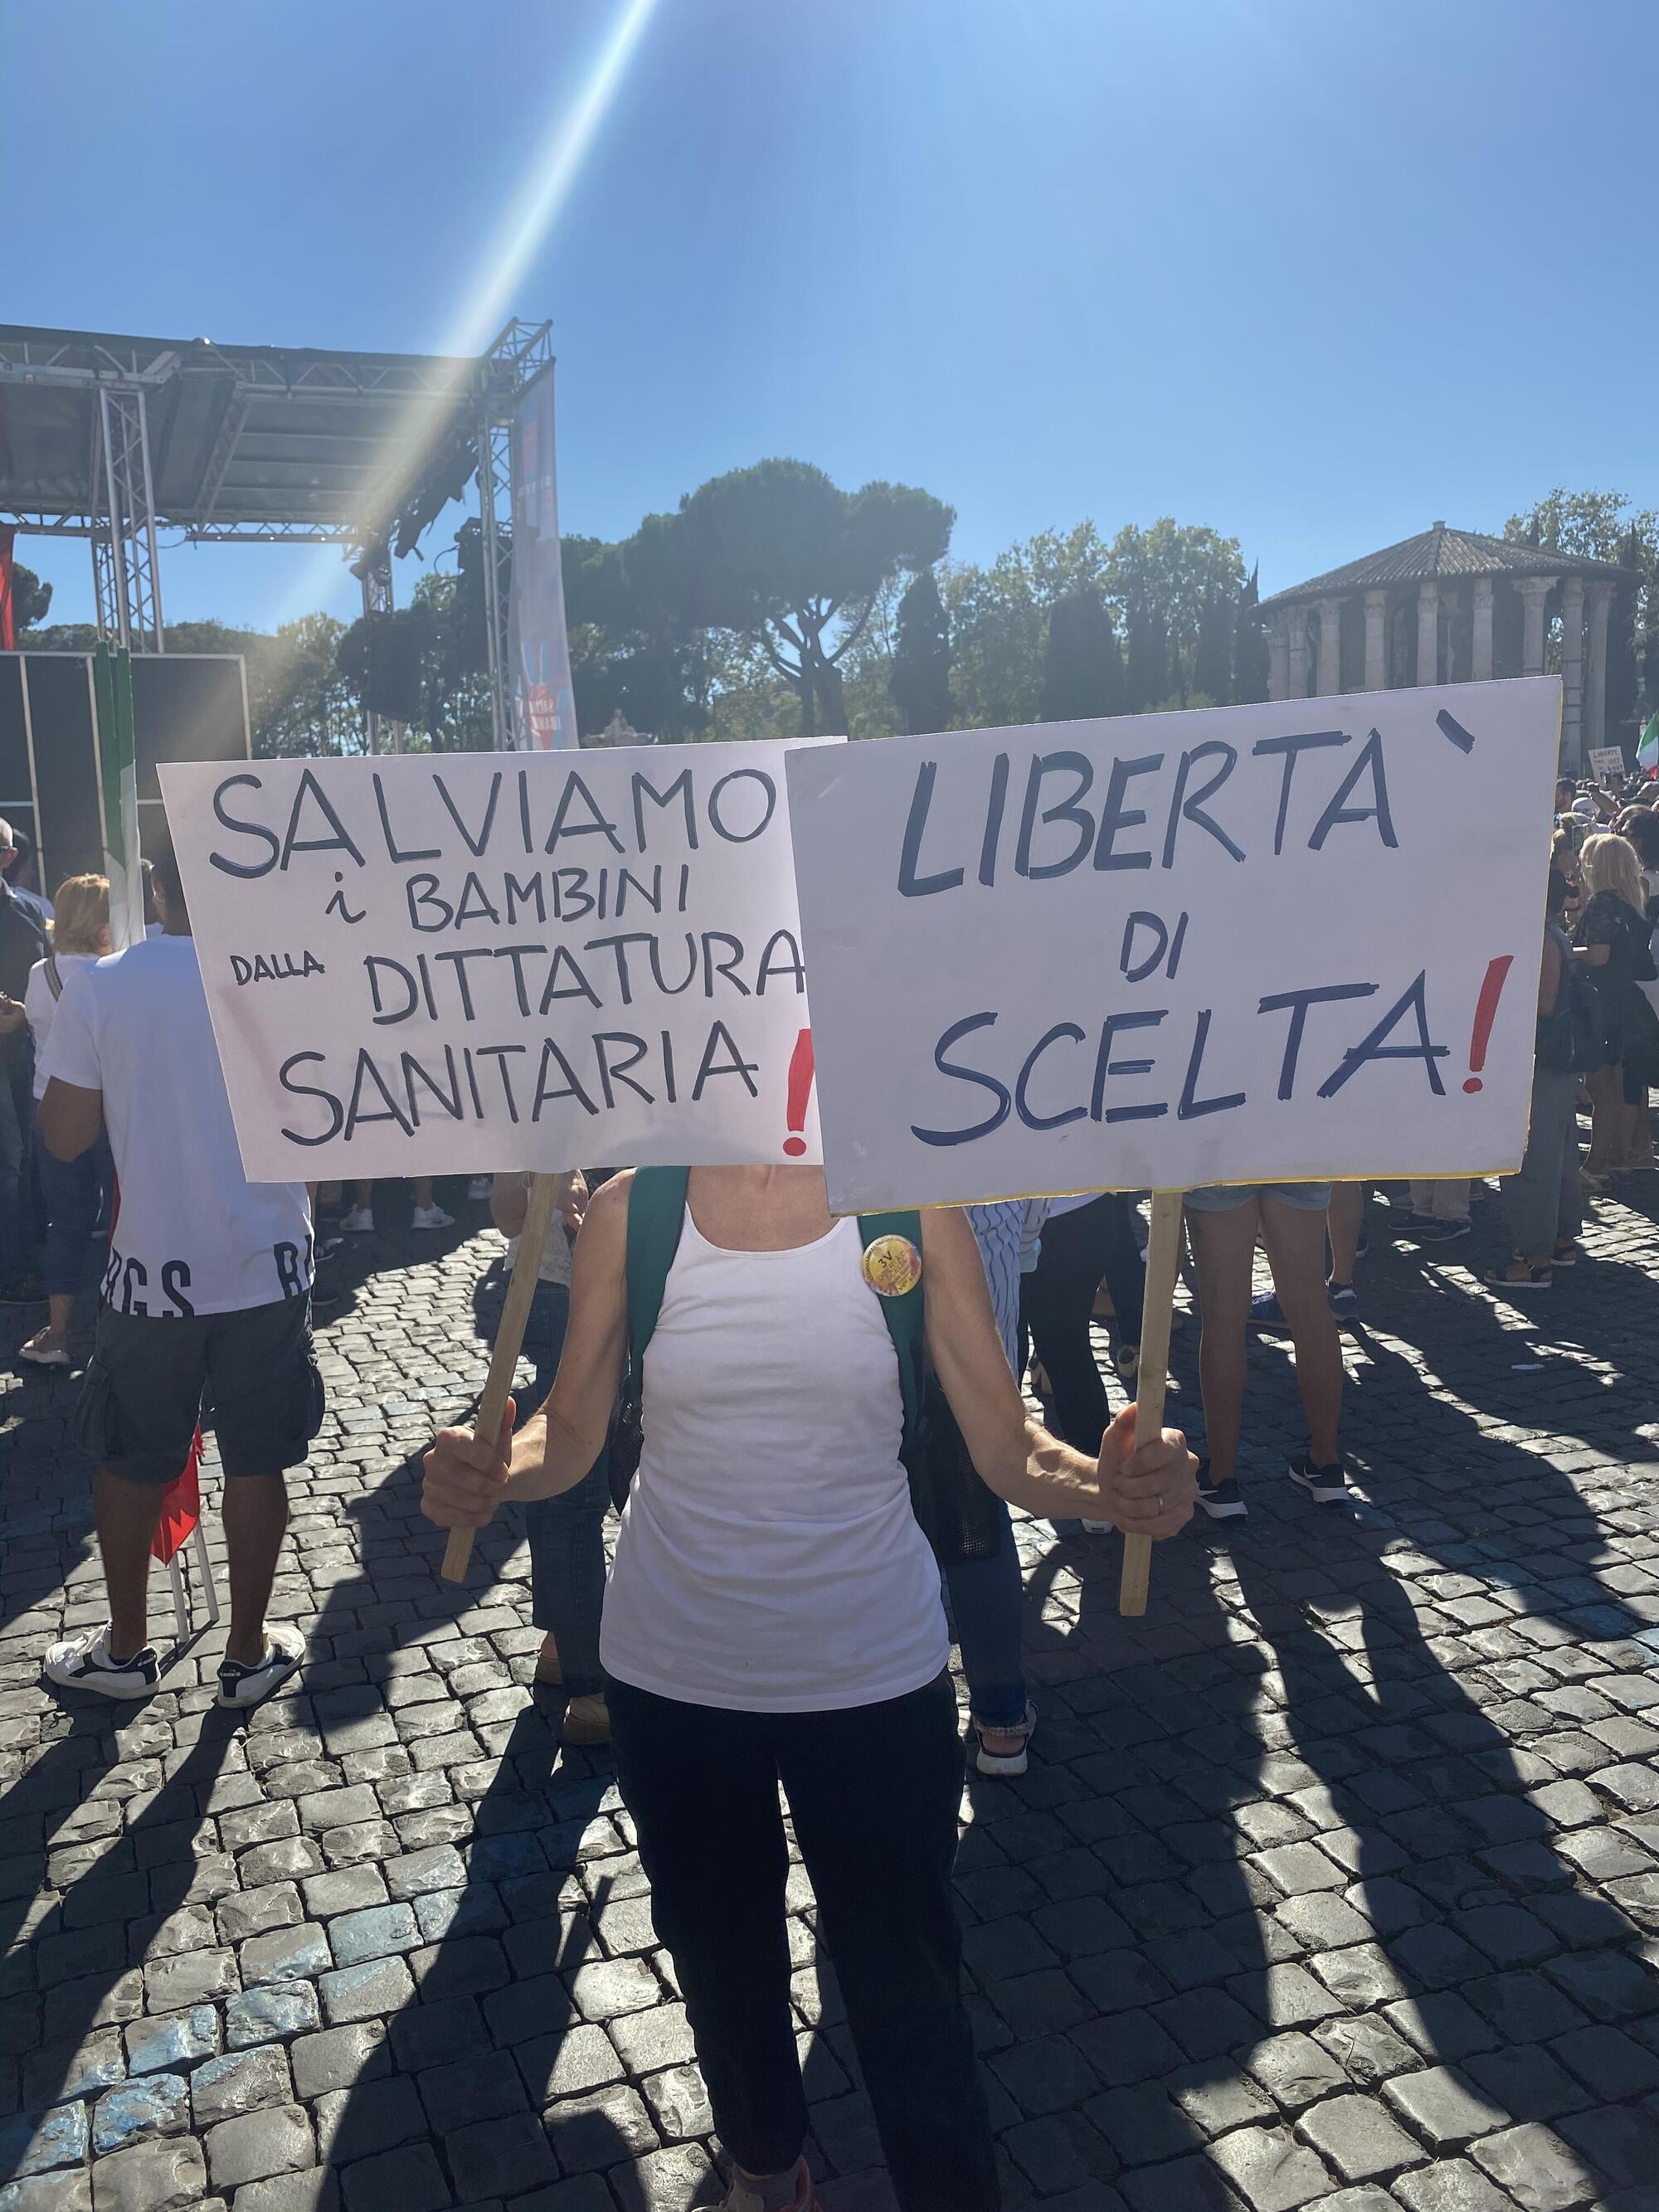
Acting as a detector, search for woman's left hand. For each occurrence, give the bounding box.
[1087,1404,1198,1537]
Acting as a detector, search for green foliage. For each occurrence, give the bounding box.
[563,527,712,741]
[891,571,954,734]
[1040,587,1121,722]
[251,615,365,757]
[1105,519,1244,708]
[666,459,952,734]
[941,523,1109,729]
[10,561,52,631]
[1506,489,1659,719]
[1505,488,1642,565]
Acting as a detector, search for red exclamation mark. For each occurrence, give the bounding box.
[783,1028,815,1156]
[1463,955,1513,1092]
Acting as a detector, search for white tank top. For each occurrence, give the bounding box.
[599,1208,950,1712]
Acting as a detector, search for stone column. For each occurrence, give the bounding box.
[1268,613,1290,702]
[1472,576,1494,681]
[1316,597,1343,695]
[1417,579,1440,686]
[1560,575,1586,769]
[1363,591,1387,691]
[1516,576,1556,676]
[1584,582,1612,760]
[1287,605,1310,700]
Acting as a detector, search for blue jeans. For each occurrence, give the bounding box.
[36,1109,109,1298]
[515,1279,609,1699]
[943,1498,1027,1728]
[0,1045,37,1286]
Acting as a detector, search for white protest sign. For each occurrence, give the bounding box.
[786,678,1562,1213]
[1588,746,1626,780]
[158,742,825,1181]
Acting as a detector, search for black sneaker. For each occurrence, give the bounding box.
[1196,1457,1247,1519]
[1413,1218,1471,1245]
[0,1274,46,1305]
[1287,1451,1350,1504]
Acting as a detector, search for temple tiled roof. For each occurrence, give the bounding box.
[1259,523,1628,610]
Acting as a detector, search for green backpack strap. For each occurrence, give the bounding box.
[624,1166,690,1394]
[857,1209,926,1456]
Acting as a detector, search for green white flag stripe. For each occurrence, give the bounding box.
[1639,711,1659,772]
[95,644,144,950]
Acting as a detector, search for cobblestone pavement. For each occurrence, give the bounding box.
[4,1176,1659,2212]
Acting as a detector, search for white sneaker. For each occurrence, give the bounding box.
[467,1175,493,1202]
[18,1335,70,1369]
[974,1703,1038,1777]
[411,1203,455,1232]
[217,1626,304,1709]
[45,1624,160,1699]
[340,1205,375,1233]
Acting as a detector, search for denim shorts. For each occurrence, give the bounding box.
[1184,1182,1333,1214]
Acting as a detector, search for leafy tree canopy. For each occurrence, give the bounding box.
[10,560,52,632]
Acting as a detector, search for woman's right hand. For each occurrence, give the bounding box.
[421,1400,516,1529]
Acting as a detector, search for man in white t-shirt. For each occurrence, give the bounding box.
[36,842,320,1704]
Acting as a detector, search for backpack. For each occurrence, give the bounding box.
[1536,921,1605,1076]
[607,1165,1002,1565]
[1537,959,1606,1074]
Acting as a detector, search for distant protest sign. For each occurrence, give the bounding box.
[1588,746,1626,780]
[159,742,824,1182]
[786,678,1562,1214]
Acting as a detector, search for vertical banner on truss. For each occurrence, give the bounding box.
[507,364,577,751]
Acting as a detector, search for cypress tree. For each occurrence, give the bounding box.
[1193,587,1233,705]
[890,570,955,734]
[1233,562,1270,704]
[1040,587,1123,721]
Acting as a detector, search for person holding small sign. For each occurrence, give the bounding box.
[489,1165,611,1746]
[422,1163,1194,2212]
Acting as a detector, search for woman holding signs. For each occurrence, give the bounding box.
[422,1163,1194,2212]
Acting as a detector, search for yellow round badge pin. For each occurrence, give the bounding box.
[862,1233,922,1298]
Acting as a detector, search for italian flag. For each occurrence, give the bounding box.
[93,644,145,950]
[1640,711,1659,776]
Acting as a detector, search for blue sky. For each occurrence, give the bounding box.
[7,0,1656,632]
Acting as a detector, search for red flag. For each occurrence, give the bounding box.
[0,526,15,651]
[151,1430,204,1564]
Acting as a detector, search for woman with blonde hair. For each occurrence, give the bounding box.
[1574,834,1658,1179]
[18,876,110,1365]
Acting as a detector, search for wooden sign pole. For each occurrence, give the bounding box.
[1117,1189,1186,1618]
[440,1173,561,1584]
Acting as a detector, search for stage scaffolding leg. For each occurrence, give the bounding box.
[358,542,404,756]
[479,403,513,752]
[90,385,165,653]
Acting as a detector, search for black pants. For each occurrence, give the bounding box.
[1020,1193,1146,1451]
[606,1671,998,2212]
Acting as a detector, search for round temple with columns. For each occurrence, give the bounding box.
[1258,523,1629,768]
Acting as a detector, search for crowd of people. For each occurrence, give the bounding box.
[6,757,1657,2212]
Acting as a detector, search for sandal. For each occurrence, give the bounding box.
[1552,1240,1580,1267]
[1484,1257,1553,1292]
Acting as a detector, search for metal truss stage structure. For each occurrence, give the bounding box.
[0,317,552,749]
